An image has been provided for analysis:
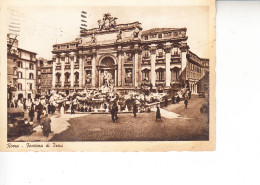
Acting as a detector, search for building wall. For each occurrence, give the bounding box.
[51,16,208,95]
[16,50,37,99]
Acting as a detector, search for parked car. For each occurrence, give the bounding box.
[7,108,33,137]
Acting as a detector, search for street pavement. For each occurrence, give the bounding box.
[12,95,209,142]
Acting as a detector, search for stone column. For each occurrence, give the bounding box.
[165,45,171,87]
[82,55,86,88]
[61,53,65,87]
[180,42,189,72]
[134,45,139,87]
[91,51,96,87]
[79,54,83,88]
[115,69,117,87]
[98,70,101,87]
[70,52,75,88]
[117,49,122,87]
[150,44,156,87]
[52,55,57,88]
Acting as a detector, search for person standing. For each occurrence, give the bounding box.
[164,97,168,107]
[171,96,175,104]
[114,102,118,121]
[29,107,35,122]
[188,90,191,99]
[71,102,75,114]
[133,102,137,117]
[156,105,161,121]
[110,104,115,122]
[184,98,188,109]
[60,104,65,115]
[176,96,180,103]
[42,114,51,137]
[48,103,51,114]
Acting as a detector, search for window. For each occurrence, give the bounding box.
[158,34,162,38]
[142,70,150,81]
[65,73,70,82]
[74,72,79,83]
[18,72,23,78]
[158,48,163,57]
[29,63,34,70]
[29,83,33,90]
[29,73,34,79]
[156,68,165,81]
[144,50,149,58]
[56,73,61,82]
[67,45,69,49]
[171,68,180,81]
[18,83,22,90]
[144,35,148,40]
[17,61,23,68]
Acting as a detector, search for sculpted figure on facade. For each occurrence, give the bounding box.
[125,52,133,63]
[103,70,112,87]
[97,13,118,31]
[116,30,122,41]
[91,33,96,43]
[133,26,140,39]
[126,70,132,84]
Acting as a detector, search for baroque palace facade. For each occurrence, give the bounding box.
[52,13,209,95]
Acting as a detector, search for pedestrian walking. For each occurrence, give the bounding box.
[184,98,188,109]
[171,96,175,104]
[133,103,137,117]
[42,114,51,137]
[156,105,162,121]
[29,107,35,122]
[188,90,191,99]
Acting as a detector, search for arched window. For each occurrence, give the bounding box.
[74,72,79,83]
[18,83,22,90]
[56,73,61,82]
[65,72,70,82]
[29,73,34,79]
[17,72,23,78]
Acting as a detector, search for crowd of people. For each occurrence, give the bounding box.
[7,87,193,136]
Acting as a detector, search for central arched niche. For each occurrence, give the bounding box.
[100,56,115,68]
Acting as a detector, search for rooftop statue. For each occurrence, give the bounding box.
[98,13,118,31]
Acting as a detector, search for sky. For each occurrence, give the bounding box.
[8,6,209,60]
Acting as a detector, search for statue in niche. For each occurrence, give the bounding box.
[116,30,122,41]
[86,56,92,65]
[125,52,133,63]
[86,73,92,84]
[125,70,132,84]
[103,70,112,87]
[91,33,96,43]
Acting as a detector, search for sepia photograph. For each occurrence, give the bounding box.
[0,0,215,151]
